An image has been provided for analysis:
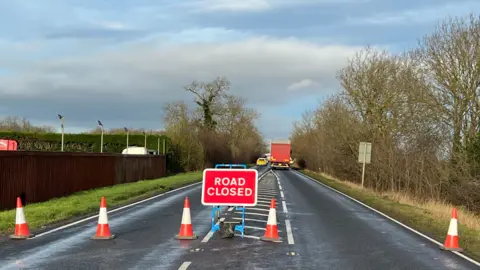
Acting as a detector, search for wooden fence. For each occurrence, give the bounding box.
[0,151,166,210]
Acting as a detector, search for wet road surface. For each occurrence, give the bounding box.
[0,167,478,269]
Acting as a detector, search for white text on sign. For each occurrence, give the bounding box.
[206,177,253,196]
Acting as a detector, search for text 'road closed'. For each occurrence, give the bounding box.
[207,177,253,196]
[202,169,258,206]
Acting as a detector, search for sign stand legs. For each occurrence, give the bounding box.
[211,206,221,233]
[234,206,245,238]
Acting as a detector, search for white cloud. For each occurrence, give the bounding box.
[346,1,480,25]
[0,30,360,137]
[183,0,370,12]
[287,79,318,91]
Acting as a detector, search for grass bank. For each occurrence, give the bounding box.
[0,172,202,234]
[300,170,480,261]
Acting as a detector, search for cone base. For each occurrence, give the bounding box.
[10,234,34,240]
[91,234,116,240]
[440,245,463,252]
[175,234,198,240]
[260,236,282,242]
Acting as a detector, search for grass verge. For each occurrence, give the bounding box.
[300,169,480,262]
[0,172,202,235]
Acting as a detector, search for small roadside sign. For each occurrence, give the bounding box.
[201,169,258,206]
[358,142,372,164]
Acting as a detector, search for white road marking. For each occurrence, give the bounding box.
[294,170,479,266]
[253,203,271,207]
[234,234,260,239]
[235,211,269,217]
[34,181,203,238]
[257,199,273,204]
[201,217,225,243]
[257,195,276,200]
[245,207,270,212]
[228,207,234,212]
[232,217,282,224]
[280,191,285,199]
[285,220,294,244]
[258,188,277,192]
[257,191,278,196]
[178,262,191,270]
[282,201,288,213]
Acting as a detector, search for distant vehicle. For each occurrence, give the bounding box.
[270,139,291,170]
[256,158,268,166]
[122,146,156,155]
[0,139,18,151]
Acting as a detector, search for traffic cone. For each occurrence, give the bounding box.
[175,197,198,240]
[10,197,33,239]
[260,198,281,242]
[440,208,462,251]
[91,197,115,240]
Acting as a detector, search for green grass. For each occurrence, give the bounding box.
[300,170,480,262]
[0,172,202,234]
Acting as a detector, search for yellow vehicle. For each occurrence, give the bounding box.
[256,158,268,166]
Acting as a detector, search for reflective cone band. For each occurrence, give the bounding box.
[91,197,115,240]
[10,197,33,239]
[175,197,198,240]
[440,208,462,252]
[260,198,281,242]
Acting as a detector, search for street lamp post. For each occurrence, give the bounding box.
[58,114,64,152]
[143,131,147,148]
[124,127,129,154]
[98,120,104,153]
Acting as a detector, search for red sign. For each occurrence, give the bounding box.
[201,169,258,206]
[0,139,17,151]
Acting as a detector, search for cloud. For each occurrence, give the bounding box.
[0,31,359,137]
[346,1,480,25]
[182,0,369,12]
[287,79,319,91]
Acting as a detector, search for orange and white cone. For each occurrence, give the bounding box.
[260,198,281,242]
[440,208,462,252]
[175,197,198,240]
[10,197,33,239]
[91,197,115,240]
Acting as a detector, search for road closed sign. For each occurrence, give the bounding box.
[201,169,258,206]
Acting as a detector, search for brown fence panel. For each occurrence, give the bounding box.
[0,151,166,211]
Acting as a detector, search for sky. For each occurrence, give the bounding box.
[0,0,478,139]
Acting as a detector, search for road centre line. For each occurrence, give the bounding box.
[282,201,288,213]
[201,217,225,242]
[178,262,191,270]
[285,220,294,244]
[280,191,285,199]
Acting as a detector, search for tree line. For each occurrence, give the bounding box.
[1,76,266,171]
[291,14,480,212]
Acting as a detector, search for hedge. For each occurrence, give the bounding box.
[0,131,171,154]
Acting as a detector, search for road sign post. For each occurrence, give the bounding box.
[202,167,258,238]
[358,142,372,188]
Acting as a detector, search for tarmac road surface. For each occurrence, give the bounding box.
[0,166,478,269]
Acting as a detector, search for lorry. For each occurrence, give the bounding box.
[270,139,291,170]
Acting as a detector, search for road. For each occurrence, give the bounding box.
[0,166,478,269]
